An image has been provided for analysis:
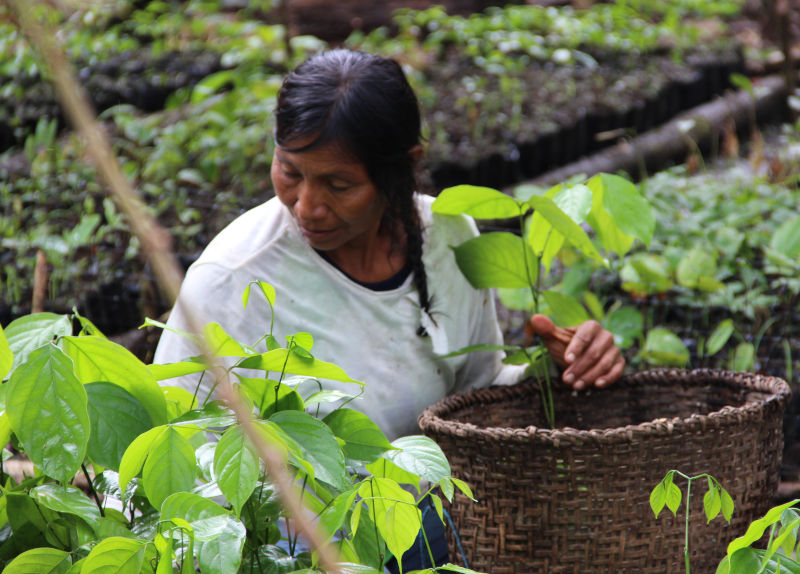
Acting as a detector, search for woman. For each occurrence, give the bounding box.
[154,48,623,438]
[154,47,623,572]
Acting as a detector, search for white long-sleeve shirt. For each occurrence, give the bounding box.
[153,194,525,439]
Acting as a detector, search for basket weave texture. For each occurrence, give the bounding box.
[418,368,790,574]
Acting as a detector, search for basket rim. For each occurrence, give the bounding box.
[418,367,791,445]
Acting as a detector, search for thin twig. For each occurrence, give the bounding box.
[8,4,343,572]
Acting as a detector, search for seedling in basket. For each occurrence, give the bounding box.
[431,174,654,427]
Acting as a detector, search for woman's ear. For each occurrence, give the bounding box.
[408,144,424,165]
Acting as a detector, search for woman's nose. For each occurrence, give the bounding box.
[293,183,327,221]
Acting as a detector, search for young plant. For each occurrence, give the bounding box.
[430,173,654,427]
[717,498,800,573]
[650,470,734,574]
[0,283,483,574]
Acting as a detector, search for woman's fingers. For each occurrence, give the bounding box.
[528,316,625,389]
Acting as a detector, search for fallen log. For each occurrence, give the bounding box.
[525,73,789,188]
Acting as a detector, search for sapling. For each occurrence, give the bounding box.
[431,173,654,427]
[650,470,734,574]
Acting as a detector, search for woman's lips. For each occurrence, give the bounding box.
[298,225,337,242]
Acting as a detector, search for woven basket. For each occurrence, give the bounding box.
[418,368,790,574]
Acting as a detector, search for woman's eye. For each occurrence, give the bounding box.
[328,181,351,192]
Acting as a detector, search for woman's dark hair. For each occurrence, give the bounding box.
[275,49,433,326]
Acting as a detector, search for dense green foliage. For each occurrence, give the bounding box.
[0,283,479,573]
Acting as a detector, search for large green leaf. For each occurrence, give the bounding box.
[214,426,260,517]
[237,376,304,417]
[365,458,421,492]
[676,248,719,290]
[452,232,538,289]
[148,361,207,381]
[270,411,348,491]
[0,323,12,381]
[641,328,689,367]
[238,349,360,384]
[119,426,168,495]
[142,426,198,509]
[357,478,420,563]
[323,409,393,464]
[4,313,72,371]
[62,336,167,425]
[596,174,654,245]
[528,195,604,264]
[431,185,521,219]
[383,436,451,484]
[770,215,800,258]
[706,319,735,357]
[30,484,102,528]
[202,323,249,357]
[6,344,90,483]
[528,184,593,272]
[81,537,148,574]
[86,382,153,471]
[603,306,643,349]
[2,548,71,573]
[161,492,246,574]
[319,488,358,539]
[541,291,589,327]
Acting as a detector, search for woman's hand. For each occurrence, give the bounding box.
[526,314,624,390]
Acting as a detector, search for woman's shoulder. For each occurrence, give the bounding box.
[195,197,291,268]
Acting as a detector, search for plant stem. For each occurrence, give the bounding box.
[81,463,105,517]
[684,478,692,574]
[418,503,437,569]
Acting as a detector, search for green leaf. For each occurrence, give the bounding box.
[148,360,207,381]
[142,426,198,509]
[214,426,260,517]
[706,319,735,357]
[641,328,689,367]
[603,306,643,349]
[6,344,90,483]
[0,323,12,381]
[731,342,755,372]
[597,174,654,245]
[161,492,246,574]
[81,537,148,574]
[384,436,451,484]
[31,484,102,528]
[436,565,487,574]
[319,488,358,539]
[528,195,605,264]
[85,382,153,471]
[676,248,718,290]
[770,215,800,258]
[720,488,735,523]
[357,478,420,563]
[650,482,666,518]
[3,548,72,573]
[242,280,276,309]
[451,477,475,501]
[237,377,304,417]
[323,409,394,463]
[202,323,248,357]
[270,411,348,491]
[620,253,673,296]
[171,401,237,428]
[62,336,168,425]
[431,185,522,219]
[452,232,538,289]
[541,291,589,327]
[725,499,799,558]
[666,482,682,516]
[704,482,722,523]
[119,426,168,495]
[430,493,445,524]
[238,349,360,384]
[4,313,72,371]
[436,343,523,359]
[365,457,422,493]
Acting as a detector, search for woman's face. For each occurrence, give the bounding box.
[271,140,387,252]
